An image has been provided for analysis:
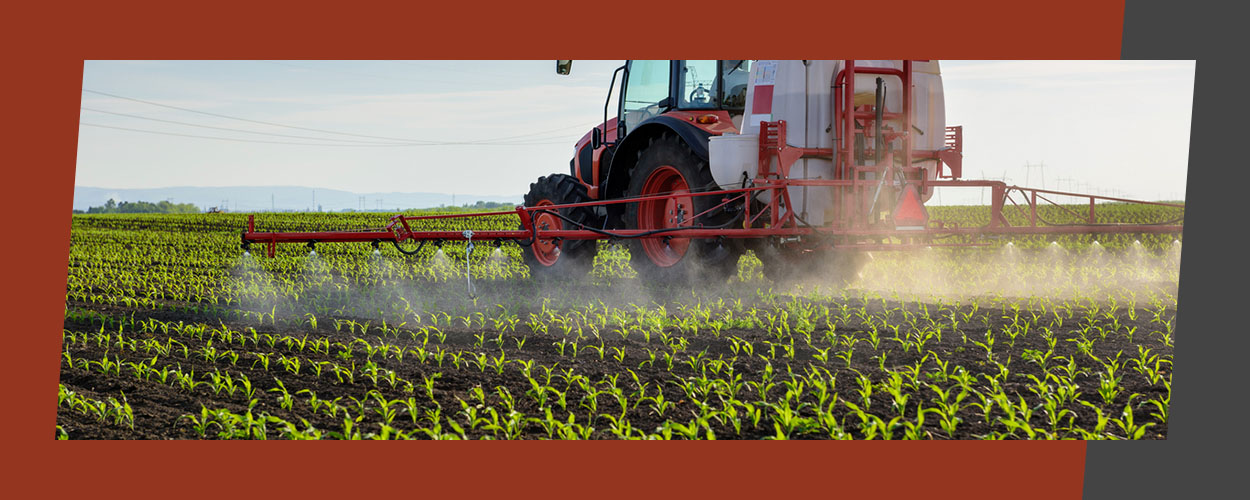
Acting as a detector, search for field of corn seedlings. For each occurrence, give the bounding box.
[59,205,1179,440]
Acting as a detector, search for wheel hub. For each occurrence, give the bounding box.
[531,199,562,266]
[637,165,693,267]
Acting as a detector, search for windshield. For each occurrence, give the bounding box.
[676,60,752,111]
[621,60,754,131]
[679,60,718,109]
[622,60,671,133]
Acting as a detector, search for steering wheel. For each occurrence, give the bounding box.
[630,102,662,124]
[689,84,710,105]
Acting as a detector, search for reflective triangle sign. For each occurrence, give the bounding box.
[893,184,929,230]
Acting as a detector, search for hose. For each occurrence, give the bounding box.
[391,239,428,255]
[528,207,743,240]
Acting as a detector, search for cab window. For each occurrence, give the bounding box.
[622,60,671,132]
[678,60,718,109]
[720,60,752,111]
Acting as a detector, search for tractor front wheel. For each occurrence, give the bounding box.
[521,174,601,279]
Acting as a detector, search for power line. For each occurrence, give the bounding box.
[80,122,572,146]
[82,89,596,145]
[80,123,413,146]
[83,89,439,144]
[451,123,593,143]
[81,107,409,144]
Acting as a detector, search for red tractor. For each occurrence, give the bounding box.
[523,60,755,281]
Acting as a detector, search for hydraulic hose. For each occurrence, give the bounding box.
[391,239,428,255]
[528,207,744,240]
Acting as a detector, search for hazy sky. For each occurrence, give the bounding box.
[76,60,1194,204]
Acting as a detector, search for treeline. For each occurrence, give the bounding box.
[75,199,202,214]
[459,201,515,210]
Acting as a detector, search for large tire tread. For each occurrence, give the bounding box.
[521,174,601,279]
[622,133,743,285]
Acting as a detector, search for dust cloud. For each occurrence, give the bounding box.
[845,241,1181,302]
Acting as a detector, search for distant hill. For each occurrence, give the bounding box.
[73,186,522,213]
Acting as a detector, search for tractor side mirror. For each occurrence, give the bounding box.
[591,127,602,149]
[556,60,572,75]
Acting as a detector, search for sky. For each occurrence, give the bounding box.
[76,60,1195,205]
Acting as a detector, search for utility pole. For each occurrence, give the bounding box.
[1024,161,1045,189]
[1055,177,1073,193]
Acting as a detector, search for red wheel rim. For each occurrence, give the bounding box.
[637,165,693,267]
[531,199,562,266]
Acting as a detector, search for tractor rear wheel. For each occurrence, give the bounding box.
[521,174,601,279]
[623,133,743,284]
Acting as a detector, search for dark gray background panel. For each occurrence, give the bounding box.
[1084,1,1244,498]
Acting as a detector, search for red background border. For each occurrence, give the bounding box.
[3,1,1124,497]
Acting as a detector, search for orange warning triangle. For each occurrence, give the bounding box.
[893,185,929,228]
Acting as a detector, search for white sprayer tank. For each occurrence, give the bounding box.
[709,60,946,226]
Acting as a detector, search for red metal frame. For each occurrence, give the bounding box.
[242,60,1184,259]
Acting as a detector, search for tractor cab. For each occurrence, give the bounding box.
[617,60,752,138]
[569,60,750,204]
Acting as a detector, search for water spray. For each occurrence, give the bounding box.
[490,243,506,266]
[433,239,447,260]
[1170,239,1183,269]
